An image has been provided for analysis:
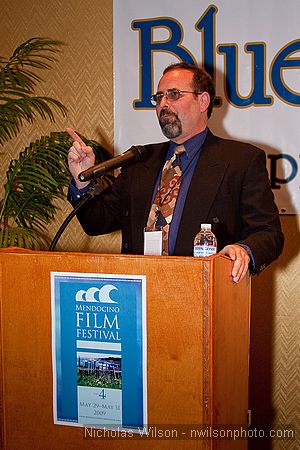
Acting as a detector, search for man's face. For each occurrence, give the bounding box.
[156,69,209,143]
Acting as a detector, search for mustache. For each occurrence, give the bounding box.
[159,108,178,119]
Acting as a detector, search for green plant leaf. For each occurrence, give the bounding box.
[0,226,50,250]
[0,38,114,251]
[0,131,113,249]
[0,37,66,145]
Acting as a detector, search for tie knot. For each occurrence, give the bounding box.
[168,144,185,170]
[174,144,185,156]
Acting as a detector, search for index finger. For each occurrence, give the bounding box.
[66,127,86,146]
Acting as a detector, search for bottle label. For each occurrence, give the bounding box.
[194,245,217,258]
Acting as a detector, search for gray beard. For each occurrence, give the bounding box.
[159,111,182,139]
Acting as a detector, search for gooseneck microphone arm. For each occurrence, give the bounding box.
[48,181,106,252]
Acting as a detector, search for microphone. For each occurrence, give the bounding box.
[78,145,147,182]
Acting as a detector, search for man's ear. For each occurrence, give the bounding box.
[199,92,210,113]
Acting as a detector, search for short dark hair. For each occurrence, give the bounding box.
[163,62,215,118]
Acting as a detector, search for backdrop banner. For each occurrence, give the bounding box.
[113,0,300,214]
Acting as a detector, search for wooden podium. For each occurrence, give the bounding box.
[0,248,250,450]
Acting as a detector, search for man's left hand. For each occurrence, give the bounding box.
[219,244,250,283]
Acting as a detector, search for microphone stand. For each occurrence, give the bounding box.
[49,178,109,252]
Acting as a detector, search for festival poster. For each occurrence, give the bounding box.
[51,272,147,431]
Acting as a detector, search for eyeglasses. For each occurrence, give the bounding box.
[150,89,202,106]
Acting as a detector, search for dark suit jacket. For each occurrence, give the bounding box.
[74,130,284,274]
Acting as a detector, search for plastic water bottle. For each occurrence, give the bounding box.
[193,224,217,257]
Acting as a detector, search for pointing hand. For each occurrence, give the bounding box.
[67,128,95,189]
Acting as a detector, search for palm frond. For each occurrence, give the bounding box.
[0,131,113,249]
[0,38,114,251]
[0,37,66,145]
[10,38,62,64]
[1,131,73,228]
[0,97,67,144]
[0,226,50,250]
[0,38,64,90]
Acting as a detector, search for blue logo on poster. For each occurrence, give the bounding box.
[76,285,118,303]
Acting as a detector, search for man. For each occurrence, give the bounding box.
[67,62,284,283]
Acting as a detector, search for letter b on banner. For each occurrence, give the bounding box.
[132,18,195,108]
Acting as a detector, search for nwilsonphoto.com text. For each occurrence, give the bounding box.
[83,425,295,440]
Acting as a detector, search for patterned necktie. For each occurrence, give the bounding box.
[147,144,185,255]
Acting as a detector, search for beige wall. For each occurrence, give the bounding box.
[250,216,300,450]
[0,0,121,254]
[1,1,299,448]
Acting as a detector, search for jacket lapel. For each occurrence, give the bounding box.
[174,131,229,254]
[132,141,169,228]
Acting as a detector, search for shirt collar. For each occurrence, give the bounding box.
[169,128,208,159]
